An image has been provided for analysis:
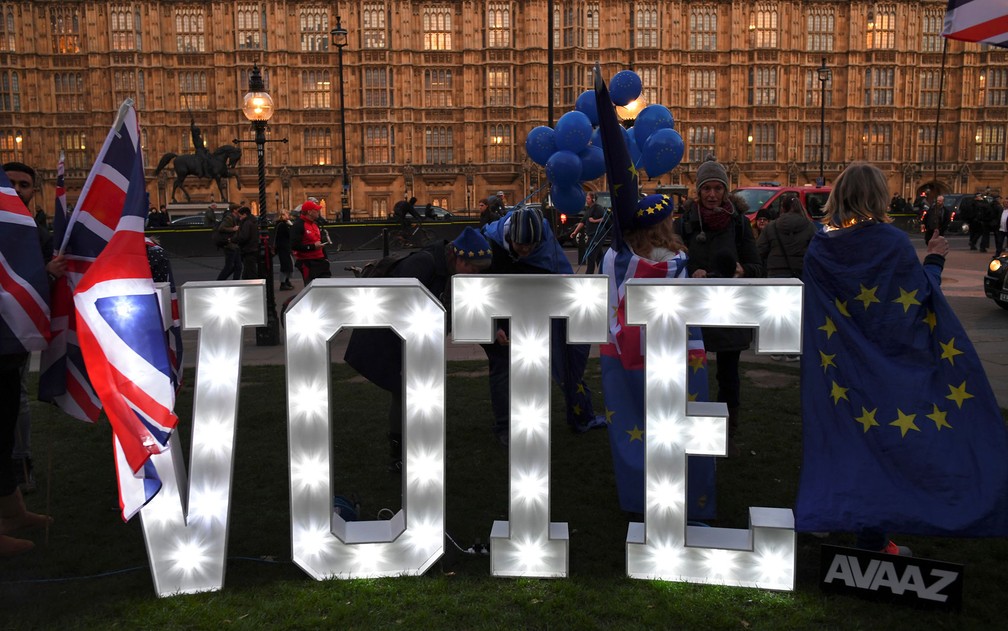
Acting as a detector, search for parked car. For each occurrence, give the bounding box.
[731,185,832,223]
[939,193,968,233]
[984,253,1008,310]
[169,214,217,227]
[414,205,454,220]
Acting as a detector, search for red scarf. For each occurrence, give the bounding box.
[699,201,734,232]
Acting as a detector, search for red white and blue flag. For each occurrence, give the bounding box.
[72,105,179,520]
[943,0,1008,49]
[0,167,50,354]
[39,102,141,421]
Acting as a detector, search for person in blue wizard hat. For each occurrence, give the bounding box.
[592,66,716,520]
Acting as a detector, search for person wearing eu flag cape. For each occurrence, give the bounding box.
[592,67,716,520]
[796,161,1008,553]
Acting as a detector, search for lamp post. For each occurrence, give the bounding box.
[237,64,283,346]
[331,15,350,222]
[816,57,831,187]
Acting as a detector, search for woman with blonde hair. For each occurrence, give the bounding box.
[792,161,1008,556]
[273,209,295,290]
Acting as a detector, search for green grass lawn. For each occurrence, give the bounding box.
[2,360,1005,630]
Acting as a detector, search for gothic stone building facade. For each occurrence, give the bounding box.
[1,0,1006,220]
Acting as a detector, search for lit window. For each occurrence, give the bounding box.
[304,128,333,166]
[488,2,510,48]
[424,6,452,51]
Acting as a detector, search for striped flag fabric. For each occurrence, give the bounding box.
[0,166,50,354]
[942,0,1008,48]
[73,112,179,521]
[39,100,141,421]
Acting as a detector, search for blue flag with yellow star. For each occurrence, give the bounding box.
[796,223,1008,536]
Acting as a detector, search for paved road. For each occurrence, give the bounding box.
[167,235,1007,408]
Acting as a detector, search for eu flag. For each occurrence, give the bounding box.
[796,223,1008,536]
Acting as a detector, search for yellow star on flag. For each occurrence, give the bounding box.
[830,380,849,404]
[926,404,952,431]
[854,407,879,433]
[688,354,706,373]
[819,317,837,340]
[577,383,586,395]
[889,409,920,438]
[834,298,851,318]
[946,381,974,408]
[605,408,615,424]
[572,404,582,417]
[893,287,921,313]
[819,350,836,372]
[939,338,964,365]
[627,163,640,180]
[855,284,880,310]
[688,391,698,401]
[923,309,937,332]
[626,425,644,442]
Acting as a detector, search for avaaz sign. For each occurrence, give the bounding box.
[140,276,802,597]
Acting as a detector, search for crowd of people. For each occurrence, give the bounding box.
[3,152,996,561]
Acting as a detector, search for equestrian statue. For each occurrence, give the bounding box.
[155,121,242,202]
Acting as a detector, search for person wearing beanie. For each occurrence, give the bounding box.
[598,194,718,518]
[290,198,331,283]
[344,226,491,473]
[479,207,606,445]
[674,155,764,455]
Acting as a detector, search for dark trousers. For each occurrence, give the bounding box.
[0,354,28,496]
[482,321,595,436]
[969,226,990,251]
[240,251,261,280]
[296,258,332,284]
[714,350,742,409]
[216,247,243,280]
[582,236,604,274]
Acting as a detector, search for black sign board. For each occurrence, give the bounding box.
[819,544,963,611]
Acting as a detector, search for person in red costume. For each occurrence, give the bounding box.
[290,199,331,284]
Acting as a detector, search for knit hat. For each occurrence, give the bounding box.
[301,199,321,213]
[508,207,544,245]
[632,194,673,229]
[695,155,729,191]
[451,226,491,263]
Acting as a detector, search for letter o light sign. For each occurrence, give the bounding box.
[136,277,800,597]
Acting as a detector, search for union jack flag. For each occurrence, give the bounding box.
[39,101,141,421]
[0,167,50,354]
[943,0,1008,49]
[73,112,179,521]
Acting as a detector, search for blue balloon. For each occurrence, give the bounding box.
[525,126,557,167]
[641,128,685,178]
[575,90,599,127]
[551,183,587,214]
[632,104,675,148]
[609,70,643,107]
[546,149,583,186]
[554,111,593,153]
[624,127,643,167]
[578,145,606,181]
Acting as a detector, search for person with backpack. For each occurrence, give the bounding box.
[675,156,764,455]
[343,227,492,474]
[214,204,242,280]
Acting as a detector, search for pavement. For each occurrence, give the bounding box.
[34,235,1008,409]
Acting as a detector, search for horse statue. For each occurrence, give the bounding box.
[155,144,242,203]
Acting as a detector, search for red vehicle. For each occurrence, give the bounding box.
[731,185,832,223]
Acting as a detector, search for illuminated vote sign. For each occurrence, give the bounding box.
[135,277,800,597]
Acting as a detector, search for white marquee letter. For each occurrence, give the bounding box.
[286,279,445,579]
[624,278,801,590]
[451,275,608,577]
[141,281,266,596]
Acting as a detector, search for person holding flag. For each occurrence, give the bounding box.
[0,164,64,556]
[592,67,716,520]
[796,161,1008,551]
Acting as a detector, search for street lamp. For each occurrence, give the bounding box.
[816,57,831,187]
[331,15,350,222]
[238,64,282,346]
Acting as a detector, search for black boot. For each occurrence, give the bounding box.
[387,432,402,474]
[727,407,740,456]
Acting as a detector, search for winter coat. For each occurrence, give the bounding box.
[756,212,816,279]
